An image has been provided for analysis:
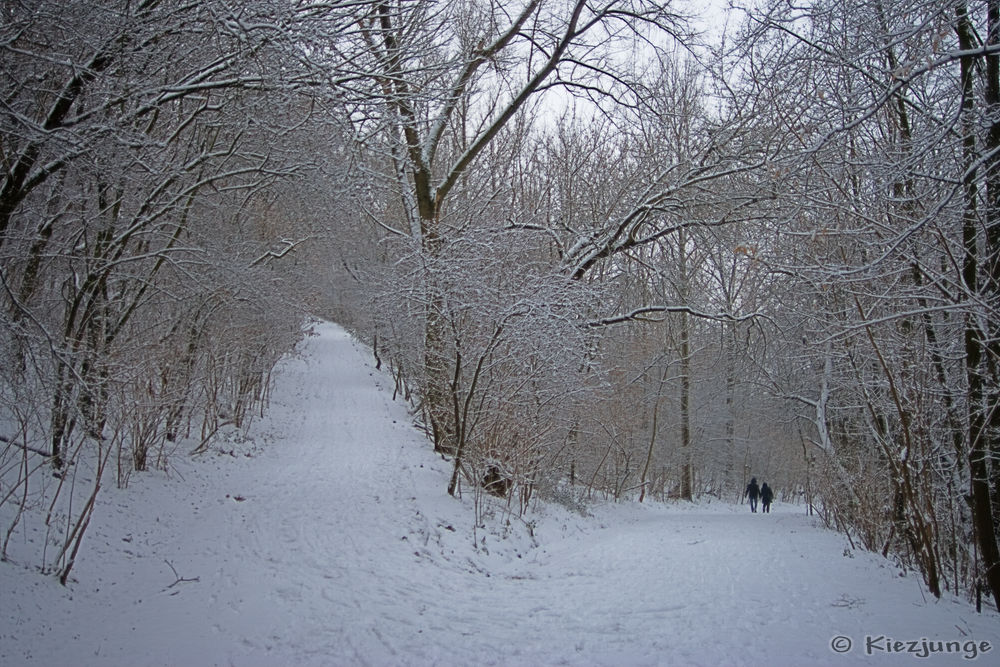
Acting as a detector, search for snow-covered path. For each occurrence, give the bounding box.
[2,321,998,666]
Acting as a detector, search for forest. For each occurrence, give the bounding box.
[1,0,998,613]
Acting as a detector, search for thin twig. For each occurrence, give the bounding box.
[162,559,200,591]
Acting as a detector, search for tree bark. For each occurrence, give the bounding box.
[678,227,693,500]
[956,0,1000,608]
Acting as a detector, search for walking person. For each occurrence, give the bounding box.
[760,482,774,513]
[744,477,760,513]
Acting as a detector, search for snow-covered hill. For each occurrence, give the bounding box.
[2,321,997,666]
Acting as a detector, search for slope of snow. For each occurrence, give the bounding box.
[1,320,997,666]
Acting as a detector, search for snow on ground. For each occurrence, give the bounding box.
[2,320,998,666]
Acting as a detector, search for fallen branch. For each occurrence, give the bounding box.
[162,559,200,592]
[0,434,51,457]
[189,420,233,455]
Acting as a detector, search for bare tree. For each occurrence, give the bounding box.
[325,0,689,455]
[724,0,1000,604]
[0,0,347,580]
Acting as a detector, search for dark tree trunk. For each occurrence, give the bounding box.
[956,0,1000,609]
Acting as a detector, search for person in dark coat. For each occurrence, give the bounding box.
[744,477,760,512]
[760,482,774,513]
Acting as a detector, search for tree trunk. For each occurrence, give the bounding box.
[424,297,458,455]
[678,227,693,500]
[639,365,668,503]
[724,320,737,499]
[956,0,1000,608]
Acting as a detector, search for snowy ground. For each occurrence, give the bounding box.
[2,320,998,666]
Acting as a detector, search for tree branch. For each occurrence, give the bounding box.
[587,304,764,327]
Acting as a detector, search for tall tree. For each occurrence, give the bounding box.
[0,0,347,580]
[727,0,1000,604]
[332,0,687,455]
